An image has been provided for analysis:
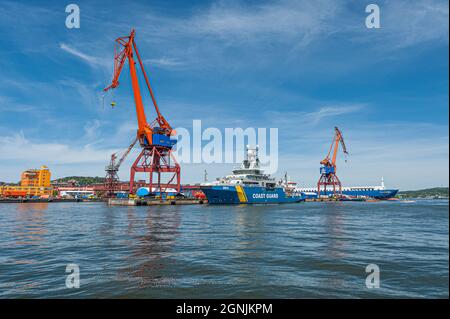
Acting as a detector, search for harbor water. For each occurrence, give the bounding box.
[0,200,448,298]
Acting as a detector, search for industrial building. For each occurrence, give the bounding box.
[0,166,53,198]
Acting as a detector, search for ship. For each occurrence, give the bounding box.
[297,177,399,199]
[201,146,304,204]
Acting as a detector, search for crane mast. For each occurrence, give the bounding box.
[104,29,181,194]
[317,127,348,197]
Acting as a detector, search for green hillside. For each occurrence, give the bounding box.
[52,176,105,186]
[398,187,449,199]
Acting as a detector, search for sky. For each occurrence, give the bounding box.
[0,0,448,190]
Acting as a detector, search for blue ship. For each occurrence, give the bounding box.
[201,147,303,204]
[298,178,399,199]
[202,185,304,204]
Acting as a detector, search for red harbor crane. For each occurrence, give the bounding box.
[104,29,180,194]
[104,137,137,197]
[317,126,348,197]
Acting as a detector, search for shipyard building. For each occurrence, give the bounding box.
[0,166,53,198]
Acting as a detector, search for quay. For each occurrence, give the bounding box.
[0,198,88,204]
[108,198,206,206]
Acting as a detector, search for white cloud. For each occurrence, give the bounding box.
[114,121,136,138]
[0,96,37,113]
[0,132,114,165]
[302,105,364,125]
[59,43,108,68]
[58,79,103,111]
[190,0,340,43]
[349,0,449,51]
[381,0,449,49]
[145,57,184,68]
[131,0,448,67]
[265,104,365,128]
[83,119,103,141]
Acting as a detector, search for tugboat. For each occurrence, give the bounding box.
[201,146,304,204]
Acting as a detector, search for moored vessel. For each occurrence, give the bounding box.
[200,146,304,204]
[297,178,399,199]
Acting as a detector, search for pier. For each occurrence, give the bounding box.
[108,198,206,206]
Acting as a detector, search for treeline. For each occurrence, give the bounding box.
[398,187,449,198]
[52,176,106,186]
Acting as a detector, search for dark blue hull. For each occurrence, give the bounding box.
[302,189,399,199]
[341,189,398,199]
[201,185,304,204]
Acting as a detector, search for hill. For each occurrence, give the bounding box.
[52,176,105,186]
[398,187,449,199]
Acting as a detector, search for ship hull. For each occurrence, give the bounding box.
[343,189,398,199]
[202,185,304,204]
[301,188,399,199]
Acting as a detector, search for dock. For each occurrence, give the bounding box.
[0,198,87,204]
[305,197,367,202]
[108,198,206,206]
[305,198,340,202]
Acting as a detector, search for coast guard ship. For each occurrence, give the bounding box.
[201,146,304,204]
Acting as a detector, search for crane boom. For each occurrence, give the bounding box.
[331,127,348,168]
[132,41,172,131]
[103,29,173,147]
[320,126,348,170]
[116,137,137,168]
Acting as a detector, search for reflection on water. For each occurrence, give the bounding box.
[324,202,347,259]
[0,200,448,298]
[14,203,48,247]
[230,206,268,286]
[321,203,355,291]
[118,206,182,288]
[16,202,49,213]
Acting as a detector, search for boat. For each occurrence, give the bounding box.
[200,146,304,204]
[297,177,399,199]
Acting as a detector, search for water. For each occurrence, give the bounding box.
[0,200,448,298]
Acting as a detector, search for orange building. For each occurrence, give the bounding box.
[21,166,51,187]
[0,166,53,198]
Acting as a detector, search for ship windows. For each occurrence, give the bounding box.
[266,183,276,190]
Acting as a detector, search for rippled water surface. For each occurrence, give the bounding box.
[0,200,448,298]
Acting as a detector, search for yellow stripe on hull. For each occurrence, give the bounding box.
[235,185,248,203]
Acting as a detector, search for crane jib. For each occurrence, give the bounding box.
[103,29,174,144]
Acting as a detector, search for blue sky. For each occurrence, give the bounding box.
[0,0,448,190]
